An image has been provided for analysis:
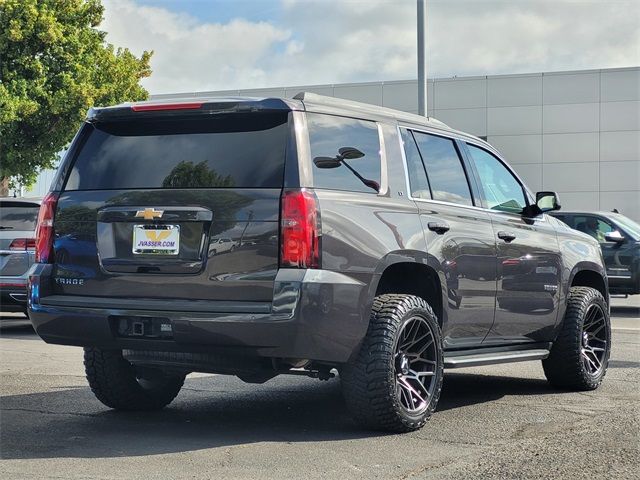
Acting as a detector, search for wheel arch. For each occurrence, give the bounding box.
[371,252,444,328]
[569,264,608,304]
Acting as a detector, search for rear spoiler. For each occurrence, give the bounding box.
[87,97,298,122]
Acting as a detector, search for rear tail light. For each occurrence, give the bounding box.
[35,192,59,263]
[9,238,36,251]
[280,189,321,269]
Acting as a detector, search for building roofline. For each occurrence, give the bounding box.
[149,66,639,99]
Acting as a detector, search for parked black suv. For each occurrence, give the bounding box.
[550,211,640,295]
[28,94,611,432]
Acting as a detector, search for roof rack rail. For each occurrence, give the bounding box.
[293,91,449,129]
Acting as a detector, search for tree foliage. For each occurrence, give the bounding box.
[162,161,236,189]
[0,0,153,189]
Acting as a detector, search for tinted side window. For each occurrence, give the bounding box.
[573,215,614,243]
[553,214,573,227]
[307,113,381,193]
[65,112,289,190]
[412,132,473,206]
[400,129,430,199]
[467,144,526,214]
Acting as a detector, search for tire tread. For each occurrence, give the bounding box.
[341,294,444,432]
[543,286,610,391]
[83,348,184,410]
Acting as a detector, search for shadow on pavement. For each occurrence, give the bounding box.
[0,313,33,332]
[437,372,555,412]
[0,328,37,339]
[0,368,563,460]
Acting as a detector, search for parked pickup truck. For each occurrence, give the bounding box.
[28,93,611,432]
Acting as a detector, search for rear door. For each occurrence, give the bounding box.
[464,143,561,344]
[402,128,497,349]
[51,110,291,304]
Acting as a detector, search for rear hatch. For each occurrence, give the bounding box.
[0,200,39,280]
[49,108,291,306]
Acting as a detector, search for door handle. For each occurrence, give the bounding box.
[497,231,517,242]
[427,222,450,234]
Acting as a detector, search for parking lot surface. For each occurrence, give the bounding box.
[1,301,638,480]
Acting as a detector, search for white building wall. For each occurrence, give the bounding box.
[152,67,639,219]
[25,67,640,220]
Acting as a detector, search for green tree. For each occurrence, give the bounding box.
[0,0,153,194]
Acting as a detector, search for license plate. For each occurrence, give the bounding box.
[132,225,180,255]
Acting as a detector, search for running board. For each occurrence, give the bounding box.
[444,349,550,368]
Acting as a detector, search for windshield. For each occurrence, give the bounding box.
[0,203,40,231]
[611,214,640,240]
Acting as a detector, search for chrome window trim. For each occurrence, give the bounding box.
[377,122,389,196]
[396,124,546,221]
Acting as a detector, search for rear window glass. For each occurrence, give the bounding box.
[65,112,289,190]
[307,113,381,194]
[0,204,39,231]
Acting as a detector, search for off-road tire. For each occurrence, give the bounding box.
[341,294,444,432]
[84,348,185,410]
[543,287,610,390]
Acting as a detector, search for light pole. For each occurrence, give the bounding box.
[417,0,428,116]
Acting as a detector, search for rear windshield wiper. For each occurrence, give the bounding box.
[0,226,15,230]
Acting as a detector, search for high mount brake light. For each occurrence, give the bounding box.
[280,189,321,269]
[131,102,203,112]
[35,192,59,263]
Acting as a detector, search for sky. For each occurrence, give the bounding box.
[100,0,640,95]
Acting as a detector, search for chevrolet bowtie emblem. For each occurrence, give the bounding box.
[135,208,164,220]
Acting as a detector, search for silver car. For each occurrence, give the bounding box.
[0,198,40,314]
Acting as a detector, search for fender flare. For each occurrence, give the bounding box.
[367,249,447,323]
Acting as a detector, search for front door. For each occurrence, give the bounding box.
[463,143,561,344]
[487,213,562,343]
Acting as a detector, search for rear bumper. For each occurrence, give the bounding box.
[0,280,28,312]
[28,265,372,364]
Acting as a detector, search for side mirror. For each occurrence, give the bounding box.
[536,191,561,212]
[604,230,625,243]
[313,156,342,169]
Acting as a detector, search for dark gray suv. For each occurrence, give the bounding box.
[28,93,611,432]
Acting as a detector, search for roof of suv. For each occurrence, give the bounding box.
[87,92,476,141]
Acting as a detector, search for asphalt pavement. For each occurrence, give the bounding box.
[0,300,638,479]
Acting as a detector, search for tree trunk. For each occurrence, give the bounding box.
[0,177,10,197]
